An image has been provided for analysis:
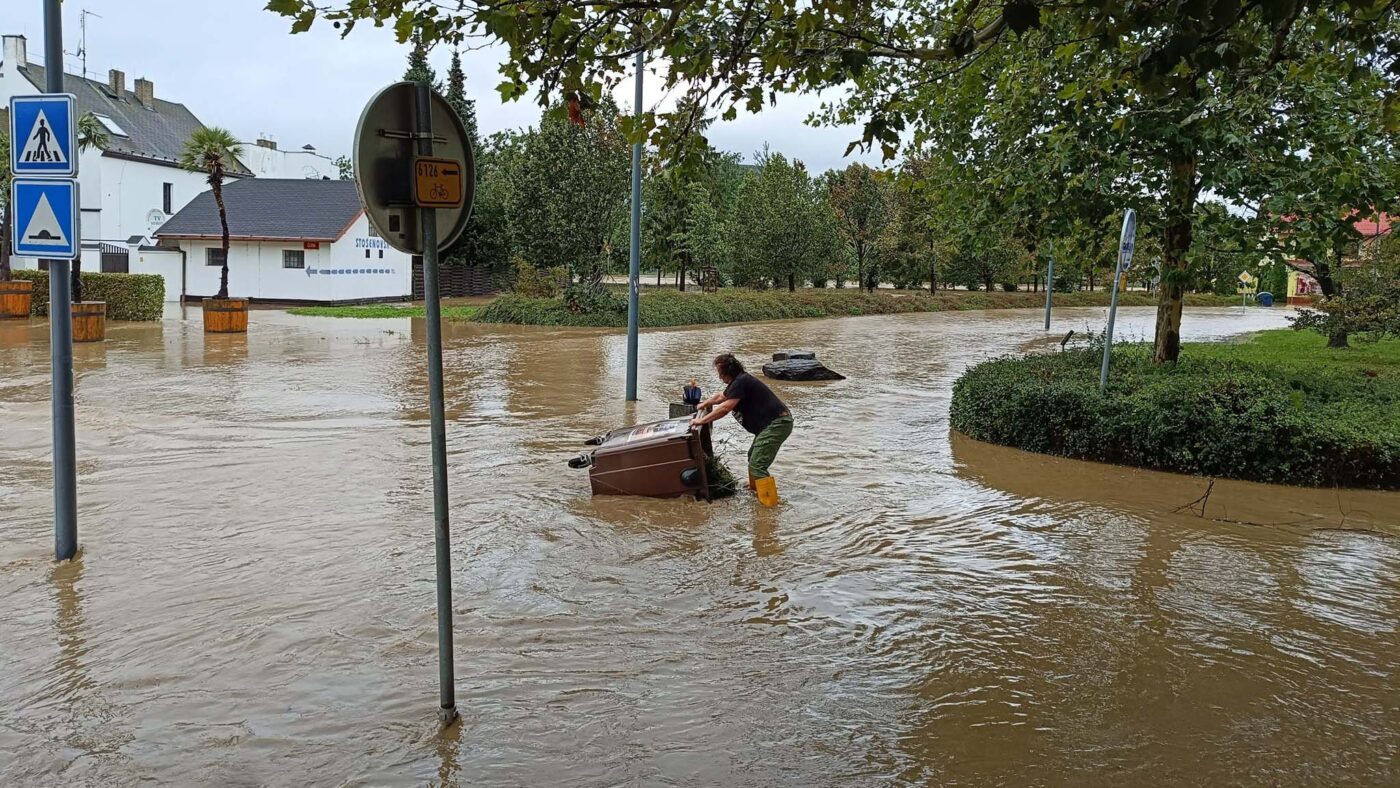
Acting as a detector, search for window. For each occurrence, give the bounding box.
[283,250,305,269]
[92,113,129,137]
[378,250,384,259]
[206,248,227,267]
[367,223,379,238]
[364,249,370,259]
[162,183,173,215]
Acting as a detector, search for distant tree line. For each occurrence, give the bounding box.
[395,32,1397,328]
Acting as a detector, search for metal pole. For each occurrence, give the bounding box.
[44,0,78,562]
[1099,260,1123,392]
[413,80,457,725]
[1042,256,1054,330]
[624,51,643,402]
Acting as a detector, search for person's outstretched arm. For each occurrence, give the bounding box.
[692,397,739,426]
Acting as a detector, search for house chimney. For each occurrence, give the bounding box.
[3,35,27,70]
[256,138,278,150]
[108,68,126,96]
[135,77,154,108]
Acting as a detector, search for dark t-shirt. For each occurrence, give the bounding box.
[724,372,788,435]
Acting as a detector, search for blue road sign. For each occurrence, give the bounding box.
[9,94,79,177]
[1117,208,1137,272]
[12,179,80,259]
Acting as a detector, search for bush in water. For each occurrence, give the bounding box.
[949,330,1400,489]
[14,269,165,321]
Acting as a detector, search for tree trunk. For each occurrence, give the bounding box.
[929,261,936,295]
[72,259,83,303]
[0,198,11,281]
[1312,243,1349,348]
[787,273,795,292]
[213,175,231,300]
[1153,153,1199,364]
[679,256,687,292]
[657,266,662,287]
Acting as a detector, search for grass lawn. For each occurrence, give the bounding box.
[951,329,1400,489]
[473,287,1240,328]
[1189,327,1400,371]
[287,304,479,319]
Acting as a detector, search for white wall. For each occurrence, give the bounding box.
[238,143,338,180]
[171,215,412,302]
[97,156,211,242]
[131,247,184,302]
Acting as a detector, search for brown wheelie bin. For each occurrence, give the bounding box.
[569,417,715,500]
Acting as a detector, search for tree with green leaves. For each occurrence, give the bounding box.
[442,47,498,271]
[495,99,629,308]
[333,154,352,180]
[179,127,244,301]
[67,112,109,303]
[402,32,438,88]
[828,163,892,292]
[444,49,479,145]
[1292,230,1400,341]
[1252,56,1400,348]
[731,150,829,291]
[673,182,731,288]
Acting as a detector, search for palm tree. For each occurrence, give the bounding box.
[68,113,109,302]
[178,127,243,300]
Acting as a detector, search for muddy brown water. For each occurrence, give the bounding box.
[1,306,1396,786]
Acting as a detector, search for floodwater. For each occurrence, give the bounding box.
[1,305,1397,786]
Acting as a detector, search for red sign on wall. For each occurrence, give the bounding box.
[304,241,321,250]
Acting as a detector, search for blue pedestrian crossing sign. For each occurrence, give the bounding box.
[12,179,80,259]
[9,94,79,177]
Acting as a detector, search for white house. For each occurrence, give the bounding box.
[1,33,251,274]
[155,178,412,303]
[239,137,339,180]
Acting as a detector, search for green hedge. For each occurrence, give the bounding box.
[475,288,1239,328]
[12,269,165,321]
[949,330,1400,489]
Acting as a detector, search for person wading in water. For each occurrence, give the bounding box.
[691,353,793,506]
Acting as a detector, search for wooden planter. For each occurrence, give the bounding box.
[203,297,249,333]
[0,279,34,318]
[72,301,107,343]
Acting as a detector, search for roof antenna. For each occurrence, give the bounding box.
[65,9,103,80]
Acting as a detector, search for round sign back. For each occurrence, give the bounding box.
[352,82,475,255]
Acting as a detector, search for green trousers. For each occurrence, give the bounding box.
[747,414,793,479]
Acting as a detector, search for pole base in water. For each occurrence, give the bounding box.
[438,705,459,725]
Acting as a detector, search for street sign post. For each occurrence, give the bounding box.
[9,93,78,178]
[353,81,475,726]
[12,179,79,259]
[625,50,644,403]
[14,1,81,563]
[1237,270,1255,308]
[1043,256,1055,330]
[1100,209,1137,392]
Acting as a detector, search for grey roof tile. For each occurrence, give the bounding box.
[18,64,251,174]
[155,178,363,241]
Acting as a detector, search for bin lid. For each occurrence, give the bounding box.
[594,417,694,454]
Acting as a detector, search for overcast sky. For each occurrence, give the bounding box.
[7,1,881,172]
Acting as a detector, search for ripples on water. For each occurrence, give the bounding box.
[1,306,1397,786]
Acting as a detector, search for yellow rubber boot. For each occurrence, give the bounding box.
[755,476,779,507]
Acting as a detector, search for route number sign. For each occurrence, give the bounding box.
[414,157,465,209]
